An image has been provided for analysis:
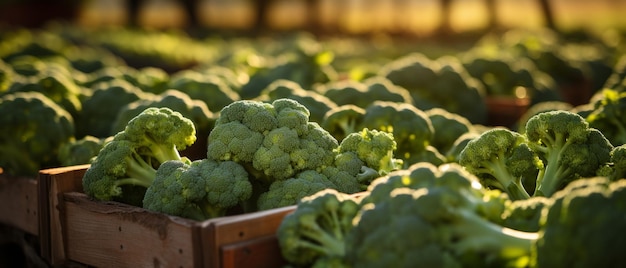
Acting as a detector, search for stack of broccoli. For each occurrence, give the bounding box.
[277,161,626,268]
[81,98,405,220]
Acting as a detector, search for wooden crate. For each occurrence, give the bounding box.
[0,173,39,235]
[38,164,294,268]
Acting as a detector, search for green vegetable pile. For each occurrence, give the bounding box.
[1,23,626,267]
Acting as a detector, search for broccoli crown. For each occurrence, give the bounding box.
[347,164,532,268]
[608,144,626,180]
[0,91,75,176]
[76,80,152,138]
[358,101,434,166]
[379,53,488,124]
[336,128,403,177]
[255,79,338,124]
[7,67,84,117]
[426,107,474,154]
[499,196,551,232]
[459,128,542,200]
[142,159,252,221]
[277,189,361,267]
[82,107,196,204]
[111,89,215,138]
[58,135,110,166]
[321,104,366,142]
[208,98,339,182]
[168,69,240,112]
[256,170,337,211]
[534,177,626,268]
[525,110,614,197]
[585,88,626,146]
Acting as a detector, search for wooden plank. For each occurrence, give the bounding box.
[200,206,296,268]
[62,192,203,268]
[0,175,39,235]
[37,164,89,265]
[220,235,287,268]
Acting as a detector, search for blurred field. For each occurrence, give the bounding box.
[75,0,626,35]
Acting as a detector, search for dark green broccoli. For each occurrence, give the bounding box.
[357,101,435,166]
[142,159,252,221]
[316,76,412,109]
[347,163,525,268]
[256,170,338,211]
[168,69,239,112]
[525,110,614,197]
[585,88,626,146]
[379,53,488,124]
[82,107,196,205]
[276,189,361,267]
[0,91,74,176]
[58,135,111,167]
[123,66,170,94]
[596,144,626,181]
[76,79,154,139]
[111,89,215,160]
[321,104,366,142]
[6,65,84,118]
[0,59,15,93]
[533,177,626,268]
[499,196,550,233]
[426,107,474,154]
[207,98,338,183]
[458,128,543,200]
[254,79,338,123]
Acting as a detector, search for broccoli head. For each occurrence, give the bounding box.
[347,163,530,268]
[256,170,338,211]
[525,110,614,197]
[277,189,361,267]
[207,98,339,183]
[82,107,196,205]
[58,135,111,166]
[534,177,626,268]
[0,91,75,176]
[585,88,626,146]
[459,128,543,200]
[335,128,403,178]
[426,107,475,154]
[142,159,252,221]
[358,101,435,166]
[321,104,366,142]
[168,69,240,112]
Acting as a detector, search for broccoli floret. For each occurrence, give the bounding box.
[458,128,543,200]
[276,189,361,267]
[426,107,475,154]
[525,110,614,197]
[347,163,532,268]
[358,101,435,166]
[321,104,366,142]
[76,79,154,138]
[82,107,196,205]
[207,98,339,183]
[379,53,488,124]
[256,170,338,211]
[0,91,74,176]
[255,79,338,124]
[499,196,550,232]
[585,88,626,146]
[58,135,111,166]
[316,76,411,109]
[142,159,252,221]
[336,128,403,178]
[534,177,626,268]
[168,69,240,112]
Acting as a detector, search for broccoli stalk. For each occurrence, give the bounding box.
[277,189,360,267]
